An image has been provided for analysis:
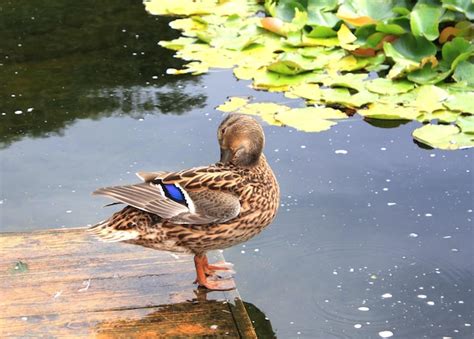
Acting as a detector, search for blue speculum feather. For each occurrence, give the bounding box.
[162,183,186,204]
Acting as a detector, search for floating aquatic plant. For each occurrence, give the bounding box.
[146,0,473,149]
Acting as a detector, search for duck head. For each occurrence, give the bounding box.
[218,114,265,167]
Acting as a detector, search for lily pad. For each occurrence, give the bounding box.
[412,85,449,113]
[286,83,321,101]
[275,108,338,132]
[267,53,318,75]
[417,110,460,123]
[412,124,474,150]
[358,102,419,120]
[456,115,474,134]
[365,78,415,94]
[444,92,474,113]
[216,97,249,112]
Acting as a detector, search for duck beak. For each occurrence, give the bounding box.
[220,148,233,163]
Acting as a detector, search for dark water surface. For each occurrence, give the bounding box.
[1,1,473,338]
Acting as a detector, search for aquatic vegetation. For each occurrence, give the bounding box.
[146,0,473,149]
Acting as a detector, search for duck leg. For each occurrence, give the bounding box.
[203,255,235,274]
[194,254,236,291]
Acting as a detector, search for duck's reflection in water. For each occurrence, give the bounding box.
[95,288,275,338]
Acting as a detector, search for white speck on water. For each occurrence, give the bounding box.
[297,331,301,335]
[385,179,391,182]
[379,330,393,338]
[427,301,435,306]
[382,293,393,299]
[66,210,72,214]
[27,107,34,112]
[210,325,218,330]
[14,110,23,115]
[335,149,348,154]
[430,153,436,157]
[354,324,362,329]
[465,323,471,327]
[458,300,464,304]
[380,147,387,151]
[451,248,459,252]
[152,75,158,79]
[254,248,259,252]
[53,291,62,299]
[358,306,370,311]
[0,200,3,205]
[409,233,419,238]
[240,250,246,254]
[425,213,432,217]
[349,268,354,272]
[333,270,338,275]
[21,317,28,321]
[443,235,452,239]
[382,188,388,191]
[417,294,427,299]
[387,202,397,206]
[300,145,306,149]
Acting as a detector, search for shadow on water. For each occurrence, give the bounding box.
[0,0,206,148]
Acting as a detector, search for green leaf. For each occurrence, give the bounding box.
[274,107,339,132]
[444,92,474,113]
[366,78,415,94]
[410,3,444,41]
[307,11,340,27]
[287,83,321,100]
[217,97,249,112]
[412,85,449,113]
[276,0,306,22]
[306,26,337,38]
[442,0,474,20]
[407,63,452,85]
[456,115,474,134]
[442,37,472,65]
[267,53,317,75]
[307,0,339,12]
[413,124,474,150]
[388,34,437,62]
[417,110,460,123]
[453,60,474,86]
[376,23,406,35]
[359,102,420,120]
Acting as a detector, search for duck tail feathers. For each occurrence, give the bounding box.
[88,220,139,242]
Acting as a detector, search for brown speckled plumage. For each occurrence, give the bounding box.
[89,114,279,290]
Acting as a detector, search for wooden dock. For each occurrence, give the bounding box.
[0,228,257,338]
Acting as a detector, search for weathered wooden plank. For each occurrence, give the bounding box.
[0,228,257,338]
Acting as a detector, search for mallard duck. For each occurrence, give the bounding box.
[89,114,280,290]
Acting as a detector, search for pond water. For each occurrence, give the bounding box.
[1,1,473,338]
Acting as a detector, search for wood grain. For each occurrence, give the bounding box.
[0,228,257,338]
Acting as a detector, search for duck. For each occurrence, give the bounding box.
[89,114,280,290]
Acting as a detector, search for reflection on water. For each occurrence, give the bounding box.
[0,1,472,338]
[95,289,275,338]
[0,0,206,148]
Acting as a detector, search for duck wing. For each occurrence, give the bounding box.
[93,166,241,224]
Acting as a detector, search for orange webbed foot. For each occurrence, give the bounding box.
[194,254,236,291]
